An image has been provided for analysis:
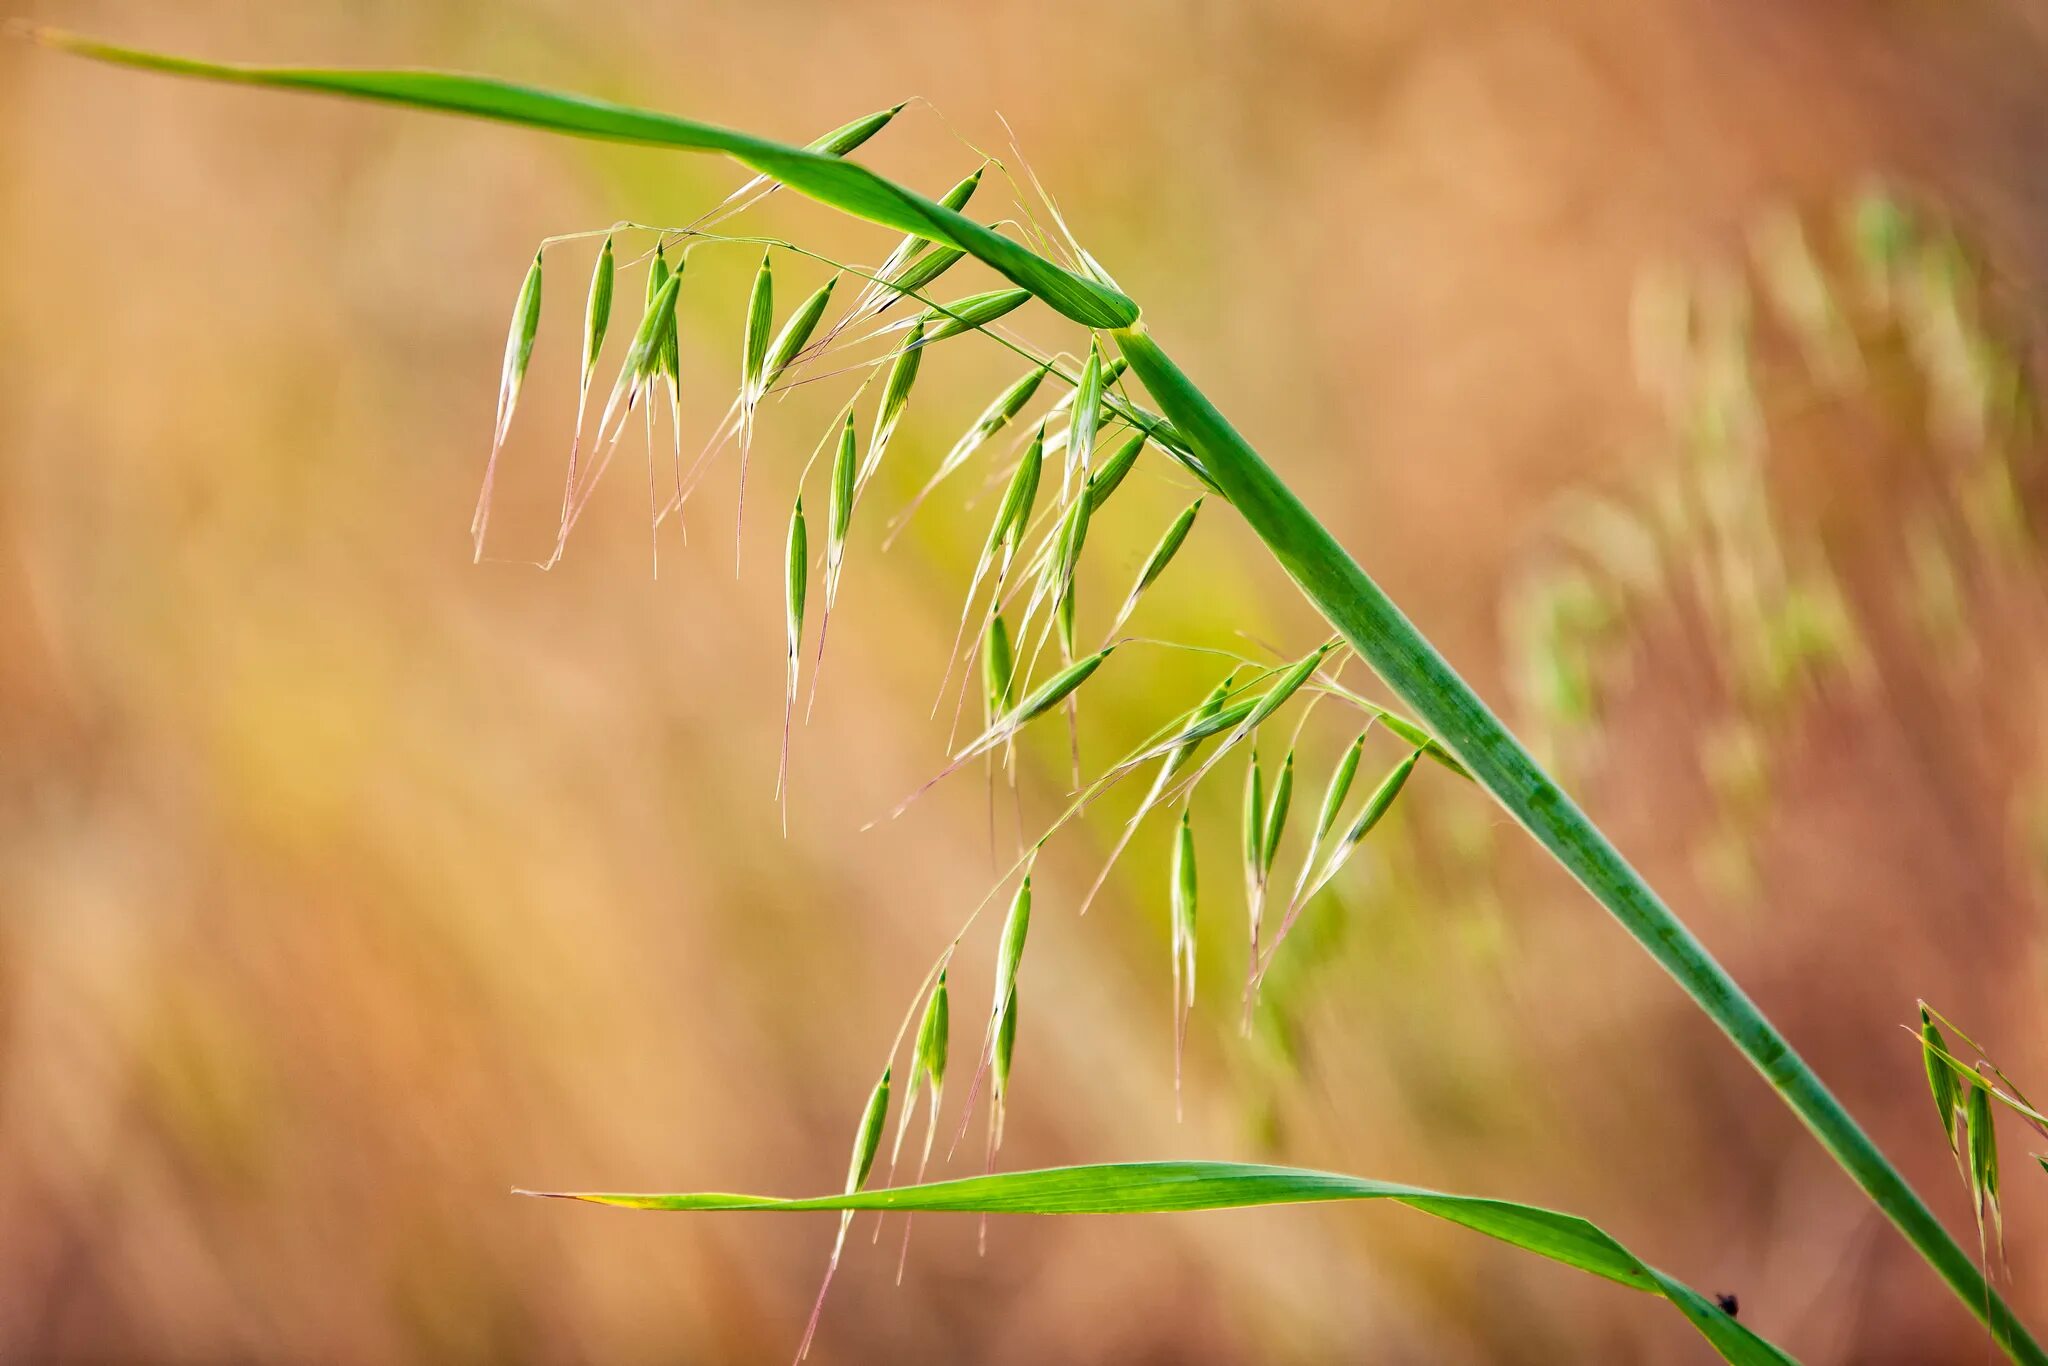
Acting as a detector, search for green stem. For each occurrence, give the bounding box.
[1113,322,2043,1365]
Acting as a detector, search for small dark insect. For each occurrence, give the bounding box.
[1715,1292,1740,1318]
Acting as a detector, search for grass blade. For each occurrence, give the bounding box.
[524,1160,1795,1365]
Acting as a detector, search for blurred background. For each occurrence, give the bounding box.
[6,2,2048,1362]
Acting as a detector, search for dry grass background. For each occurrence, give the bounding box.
[7,2,2048,1362]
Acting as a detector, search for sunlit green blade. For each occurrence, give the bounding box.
[526,1160,1793,1365]
[35,29,1136,329]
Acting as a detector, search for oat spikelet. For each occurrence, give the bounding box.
[473,249,542,561]
[797,1066,890,1363]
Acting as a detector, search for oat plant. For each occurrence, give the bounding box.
[30,28,2047,1365]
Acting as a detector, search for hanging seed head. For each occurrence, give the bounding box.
[984,426,1046,557]
[993,986,1019,1100]
[764,274,838,392]
[1086,430,1146,512]
[950,365,1047,472]
[656,250,683,382]
[1010,644,1115,726]
[887,243,967,302]
[1341,749,1420,848]
[982,612,1016,724]
[1317,731,1370,842]
[1262,749,1294,876]
[580,237,615,392]
[742,251,774,404]
[863,321,925,484]
[1921,1006,1960,1155]
[1245,642,1339,734]
[1967,1077,2000,1233]
[828,413,858,559]
[922,287,1030,343]
[846,1066,891,1194]
[495,250,544,441]
[1133,500,1202,601]
[1173,810,1198,988]
[785,496,808,655]
[1242,752,1266,883]
[993,874,1033,1017]
[1067,343,1105,480]
[915,971,950,1096]
[808,102,905,156]
[604,269,684,417]
[940,167,985,214]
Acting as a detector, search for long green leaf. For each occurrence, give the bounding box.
[522,1160,1793,1365]
[37,31,2042,1364]
[27,28,1136,330]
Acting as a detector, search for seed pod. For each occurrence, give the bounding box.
[1317,732,1369,844]
[1967,1078,2000,1242]
[1086,430,1146,512]
[742,251,773,406]
[826,413,858,598]
[1302,749,1420,904]
[1243,751,1266,890]
[1173,810,1198,1001]
[922,287,1030,342]
[869,169,983,307]
[1112,497,1201,634]
[982,612,1016,724]
[916,971,951,1097]
[1066,344,1105,489]
[1244,643,1338,734]
[993,986,1019,1102]
[956,365,1047,466]
[993,874,1032,1022]
[778,494,809,820]
[1262,750,1295,876]
[580,237,616,395]
[472,249,547,559]
[1008,645,1115,728]
[809,102,904,156]
[1075,670,1243,920]
[785,496,809,661]
[887,243,967,302]
[983,426,1046,562]
[594,270,684,443]
[763,274,838,392]
[1045,477,1095,655]
[894,969,951,1167]
[846,1066,891,1195]
[1921,1006,1960,1156]
[860,320,924,489]
[496,250,544,443]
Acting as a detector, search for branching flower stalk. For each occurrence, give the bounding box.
[32,28,2048,1366]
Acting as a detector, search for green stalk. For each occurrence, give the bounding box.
[30,29,2039,1360]
[1113,323,2042,1364]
